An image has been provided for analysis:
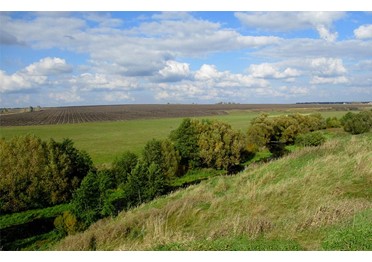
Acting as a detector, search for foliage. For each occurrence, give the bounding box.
[295,131,326,147]
[196,120,247,170]
[170,118,201,169]
[71,170,115,228]
[343,111,372,134]
[54,211,80,237]
[142,139,181,179]
[326,117,341,128]
[246,113,326,155]
[112,151,138,186]
[340,112,355,126]
[171,119,247,171]
[0,135,93,214]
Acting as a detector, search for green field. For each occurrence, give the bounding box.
[0,110,353,166]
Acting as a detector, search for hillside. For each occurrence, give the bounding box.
[52,133,372,251]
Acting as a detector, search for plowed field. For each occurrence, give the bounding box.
[0,103,368,127]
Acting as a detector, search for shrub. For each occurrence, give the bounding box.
[326,117,341,128]
[197,120,247,170]
[343,111,372,135]
[295,131,326,147]
[246,113,326,155]
[0,135,93,214]
[54,211,80,236]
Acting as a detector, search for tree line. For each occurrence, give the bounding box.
[1,110,371,235]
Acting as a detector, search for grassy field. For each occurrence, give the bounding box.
[51,132,372,251]
[0,109,357,166]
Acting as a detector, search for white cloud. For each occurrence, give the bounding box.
[157,60,190,82]
[1,13,280,79]
[310,58,346,77]
[24,57,72,76]
[235,11,344,42]
[316,24,338,42]
[354,24,372,39]
[248,63,301,79]
[310,76,349,85]
[69,73,138,91]
[103,92,134,102]
[0,57,71,93]
[154,64,270,102]
[49,87,82,103]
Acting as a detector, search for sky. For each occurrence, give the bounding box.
[1,8,372,107]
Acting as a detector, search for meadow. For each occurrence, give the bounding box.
[52,132,372,251]
[0,108,354,166]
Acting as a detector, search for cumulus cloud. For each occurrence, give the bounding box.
[354,24,372,39]
[248,63,301,79]
[153,64,270,102]
[69,73,138,91]
[157,60,191,82]
[0,57,72,93]
[1,12,280,79]
[235,11,344,42]
[49,87,82,103]
[253,38,372,62]
[310,76,349,85]
[103,92,134,102]
[310,58,346,77]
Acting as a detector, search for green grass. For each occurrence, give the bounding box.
[0,204,70,229]
[51,132,372,251]
[170,168,226,188]
[0,110,357,166]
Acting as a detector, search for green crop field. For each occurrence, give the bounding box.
[0,109,356,166]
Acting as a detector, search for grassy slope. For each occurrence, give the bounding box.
[0,110,351,166]
[52,132,372,251]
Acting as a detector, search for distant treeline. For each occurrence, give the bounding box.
[296,101,371,104]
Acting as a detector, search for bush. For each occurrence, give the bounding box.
[326,117,341,128]
[0,135,93,214]
[54,211,80,236]
[197,120,247,170]
[246,113,326,155]
[343,111,372,135]
[295,131,326,147]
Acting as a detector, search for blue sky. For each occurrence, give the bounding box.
[1,11,372,107]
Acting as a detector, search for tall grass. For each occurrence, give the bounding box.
[52,132,372,250]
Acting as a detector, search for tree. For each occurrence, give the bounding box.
[0,135,48,213]
[246,113,326,157]
[343,111,372,134]
[0,135,93,214]
[71,171,101,227]
[170,118,201,169]
[197,120,247,170]
[112,151,138,186]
